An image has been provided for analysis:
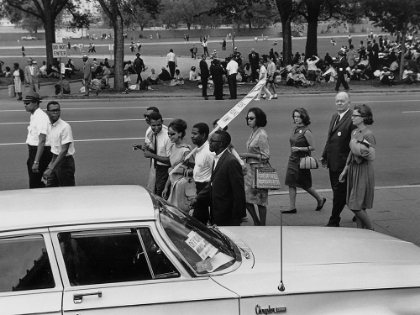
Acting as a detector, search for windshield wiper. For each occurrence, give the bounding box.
[210,225,235,253]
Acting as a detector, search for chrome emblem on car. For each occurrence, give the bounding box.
[255,304,286,314]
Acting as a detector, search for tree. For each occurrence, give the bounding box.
[2,0,90,66]
[6,4,44,33]
[363,0,420,80]
[96,0,161,91]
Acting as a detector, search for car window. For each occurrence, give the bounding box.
[0,235,55,293]
[58,228,179,286]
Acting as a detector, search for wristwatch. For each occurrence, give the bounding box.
[34,161,39,164]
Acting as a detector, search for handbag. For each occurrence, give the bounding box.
[172,169,196,212]
[252,162,281,190]
[299,149,319,169]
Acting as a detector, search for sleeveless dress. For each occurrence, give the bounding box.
[244,128,270,206]
[346,128,376,210]
[167,143,192,208]
[284,125,312,189]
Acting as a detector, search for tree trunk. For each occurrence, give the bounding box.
[282,20,293,65]
[44,14,56,66]
[187,22,191,30]
[113,15,125,91]
[305,17,319,58]
[248,20,252,29]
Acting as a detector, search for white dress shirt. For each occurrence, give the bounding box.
[226,60,238,75]
[193,142,215,183]
[166,52,177,64]
[26,108,50,146]
[48,119,75,156]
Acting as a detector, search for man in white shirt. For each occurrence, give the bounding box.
[226,55,238,99]
[166,49,177,79]
[43,101,76,187]
[142,112,172,197]
[266,56,278,99]
[24,58,40,93]
[24,91,52,188]
[191,123,215,225]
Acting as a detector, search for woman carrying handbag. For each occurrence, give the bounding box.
[283,108,326,214]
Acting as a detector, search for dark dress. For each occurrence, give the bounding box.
[285,125,312,189]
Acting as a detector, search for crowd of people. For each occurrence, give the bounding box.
[130,92,376,229]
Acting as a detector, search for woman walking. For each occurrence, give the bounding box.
[162,119,193,209]
[283,108,326,213]
[239,108,270,225]
[13,63,24,101]
[339,104,376,230]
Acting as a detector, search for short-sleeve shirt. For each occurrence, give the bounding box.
[226,60,238,75]
[259,65,267,80]
[152,128,171,166]
[48,118,75,156]
[26,108,50,146]
[193,142,215,183]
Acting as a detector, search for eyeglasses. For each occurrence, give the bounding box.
[209,139,222,143]
[24,102,31,105]
[168,132,176,136]
[351,114,362,118]
[144,114,150,119]
[246,117,255,121]
[48,109,61,113]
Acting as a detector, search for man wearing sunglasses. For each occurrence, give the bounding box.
[42,101,76,187]
[24,91,52,188]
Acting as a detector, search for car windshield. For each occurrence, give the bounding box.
[155,197,238,275]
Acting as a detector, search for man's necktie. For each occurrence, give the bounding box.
[333,115,340,129]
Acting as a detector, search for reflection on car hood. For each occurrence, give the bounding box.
[215,226,420,295]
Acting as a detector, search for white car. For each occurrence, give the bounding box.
[1,185,420,315]
[21,35,37,41]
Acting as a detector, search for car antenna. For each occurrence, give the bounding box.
[278,206,285,292]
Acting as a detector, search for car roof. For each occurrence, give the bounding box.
[0,185,155,233]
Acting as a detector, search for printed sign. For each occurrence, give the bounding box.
[185,231,218,260]
[52,43,67,57]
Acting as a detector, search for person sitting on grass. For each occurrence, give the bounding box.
[4,66,11,78]
[55,78,71,95]
[322,63,337,82]
[189,66,200,81]
[124,70,131,92]
[146,68,161,85]
[159,66,171,81]
[170,69,184,86]
[402,66,417,84]
[379,66,395,86]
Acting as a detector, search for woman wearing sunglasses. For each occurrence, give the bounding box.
[162,119,194,210]
[239,107,270,226]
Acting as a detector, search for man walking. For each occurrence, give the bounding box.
[321,92,355,227]
[248,48,260,82]
[43,101,76,187]
[24,91,52,188]
[133,53,146,89]
[226,55,238,99]
[335,52,350,92]
[199,54,210,100]
[192,130,246,226]
[24,58,40,93]
[142,112,171,197]
[166,49,177,78]
[191,123,215,225]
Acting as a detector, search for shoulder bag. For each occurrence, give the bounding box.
[253,161,281,190]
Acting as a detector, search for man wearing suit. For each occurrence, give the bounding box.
[199,54,209,100]
[192,130,246,226]
[248,48,260,82]
[210,59,225,100]
[82,55,96,96]
[335,52,350,92]
[24,58,40,93]
[321,92,356,227]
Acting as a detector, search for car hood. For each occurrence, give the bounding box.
[215,226,420,296]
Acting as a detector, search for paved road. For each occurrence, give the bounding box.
[1,93,419,191]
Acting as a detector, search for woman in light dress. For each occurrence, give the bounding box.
[13,63,24,101]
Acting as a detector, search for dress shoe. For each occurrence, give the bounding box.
[315,197,326,211]
[282,208,297,214]
[325,222,340,227]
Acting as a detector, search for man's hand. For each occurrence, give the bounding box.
[32,163,39,173]
[241,164,248,176]
[320,157,327,168]
[43,168,52,180]
[189,198,197,208]
[132,144,143,151]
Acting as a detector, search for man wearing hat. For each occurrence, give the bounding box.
[24,58,40,93]
[335,51,350,92]
[24,91,52,188]
[133,53,146,89]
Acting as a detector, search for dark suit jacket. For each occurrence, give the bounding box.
[200,60,209,79]
[210,64,225,85]
[249,52,260,68]
[196,150,246,226]
[321,110,356,172]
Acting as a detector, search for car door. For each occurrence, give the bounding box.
[50,223,239,315]
[0,229,63,315]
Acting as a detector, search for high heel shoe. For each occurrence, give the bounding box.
[282,208,297,214]
[315,197,326,211]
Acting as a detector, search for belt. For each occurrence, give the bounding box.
[28,145,51,149]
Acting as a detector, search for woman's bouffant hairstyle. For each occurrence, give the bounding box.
[169,118,188,138]
[247,107,267,127]
[292,108,311,126]
[354,104,374,125]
